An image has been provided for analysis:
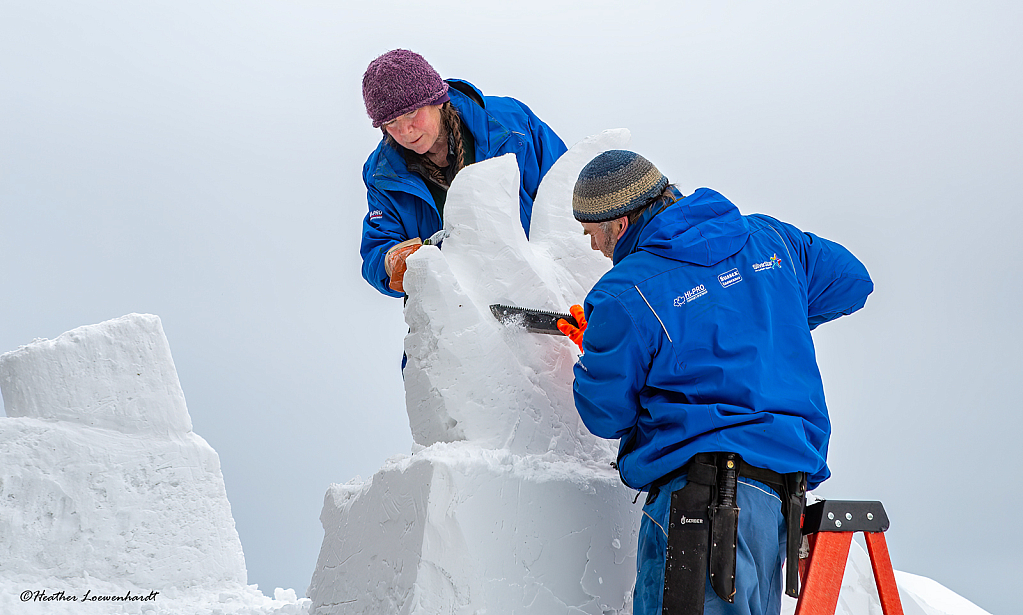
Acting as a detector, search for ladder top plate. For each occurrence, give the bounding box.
[803,500,890,534]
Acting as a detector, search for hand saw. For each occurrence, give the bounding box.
[489,304,578,335]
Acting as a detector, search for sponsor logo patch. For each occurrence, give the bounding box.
[718,268,742,288]
[674,284,708,307]
[752,253,784,272]
[369,209,383,221]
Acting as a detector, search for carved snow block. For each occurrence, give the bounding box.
[401,131,633,462]
[0,313,191,436]
[308,445,640,615]
[0,314,246,589]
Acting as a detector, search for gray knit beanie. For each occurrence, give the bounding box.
[362,49,450,128]
[573,150,669,222]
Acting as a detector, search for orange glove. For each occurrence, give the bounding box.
[557,304,587,352]
[385,238,423,294]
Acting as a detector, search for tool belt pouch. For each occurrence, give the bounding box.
[662,461,716,614]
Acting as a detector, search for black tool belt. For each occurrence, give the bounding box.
[657,453,806,614]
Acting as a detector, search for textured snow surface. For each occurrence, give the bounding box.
[1,313,192,435]
[401,129,627,460]
[309,444,640,615]
[0,314,308,614]
[894,571,994,615]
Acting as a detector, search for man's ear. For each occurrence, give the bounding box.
[617,216,630,239]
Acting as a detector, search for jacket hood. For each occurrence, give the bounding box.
[613,187,750,266]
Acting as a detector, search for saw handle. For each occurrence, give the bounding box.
[557,305,587,352]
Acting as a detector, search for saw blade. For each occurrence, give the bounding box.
[489,304,577,335]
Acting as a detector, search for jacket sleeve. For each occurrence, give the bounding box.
[772,218,874,329]
[360,182,408,298]
[572,290,651,440]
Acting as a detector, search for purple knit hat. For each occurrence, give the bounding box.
[362,49,450,128]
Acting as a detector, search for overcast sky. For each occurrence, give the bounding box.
[2,1,1020,613]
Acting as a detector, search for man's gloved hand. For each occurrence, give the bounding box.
[557,304,587,352]
[385,238,423,294]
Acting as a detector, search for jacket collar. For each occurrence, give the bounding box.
[611,186,685,265]
[612,186,750,267]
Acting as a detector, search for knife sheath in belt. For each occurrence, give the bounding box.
[710,454,740,602]
[489,304,577,335]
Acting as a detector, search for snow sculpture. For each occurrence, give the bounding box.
[308,130,644,615]
[400,132,625,460]
[0,314,307,614]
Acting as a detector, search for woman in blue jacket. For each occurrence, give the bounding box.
[359,49,567,296]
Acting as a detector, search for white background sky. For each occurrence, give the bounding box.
[2,1,1020,613]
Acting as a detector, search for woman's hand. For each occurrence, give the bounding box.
[385,238,423,293]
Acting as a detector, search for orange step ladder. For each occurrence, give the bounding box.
[794,500,904,615]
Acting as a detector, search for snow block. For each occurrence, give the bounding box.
[307,444,641,615]
[401,130,630,461]
[0,314,247,597]
[403,246,604,459]
[529,129,634,301]
[0,417,246,589]
[0,313,192,435]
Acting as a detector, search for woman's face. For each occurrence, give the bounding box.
[383,104,443,155]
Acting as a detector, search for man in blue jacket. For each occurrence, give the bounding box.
[558,150,873,615]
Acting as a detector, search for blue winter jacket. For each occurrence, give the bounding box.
[573,187,873,491]
[360,80,568,297]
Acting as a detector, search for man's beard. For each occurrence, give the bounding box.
[598,221,618,258]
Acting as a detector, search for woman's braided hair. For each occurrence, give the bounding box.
[384,102,465,188]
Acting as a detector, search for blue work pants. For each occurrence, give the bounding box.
[634,474,786,615]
